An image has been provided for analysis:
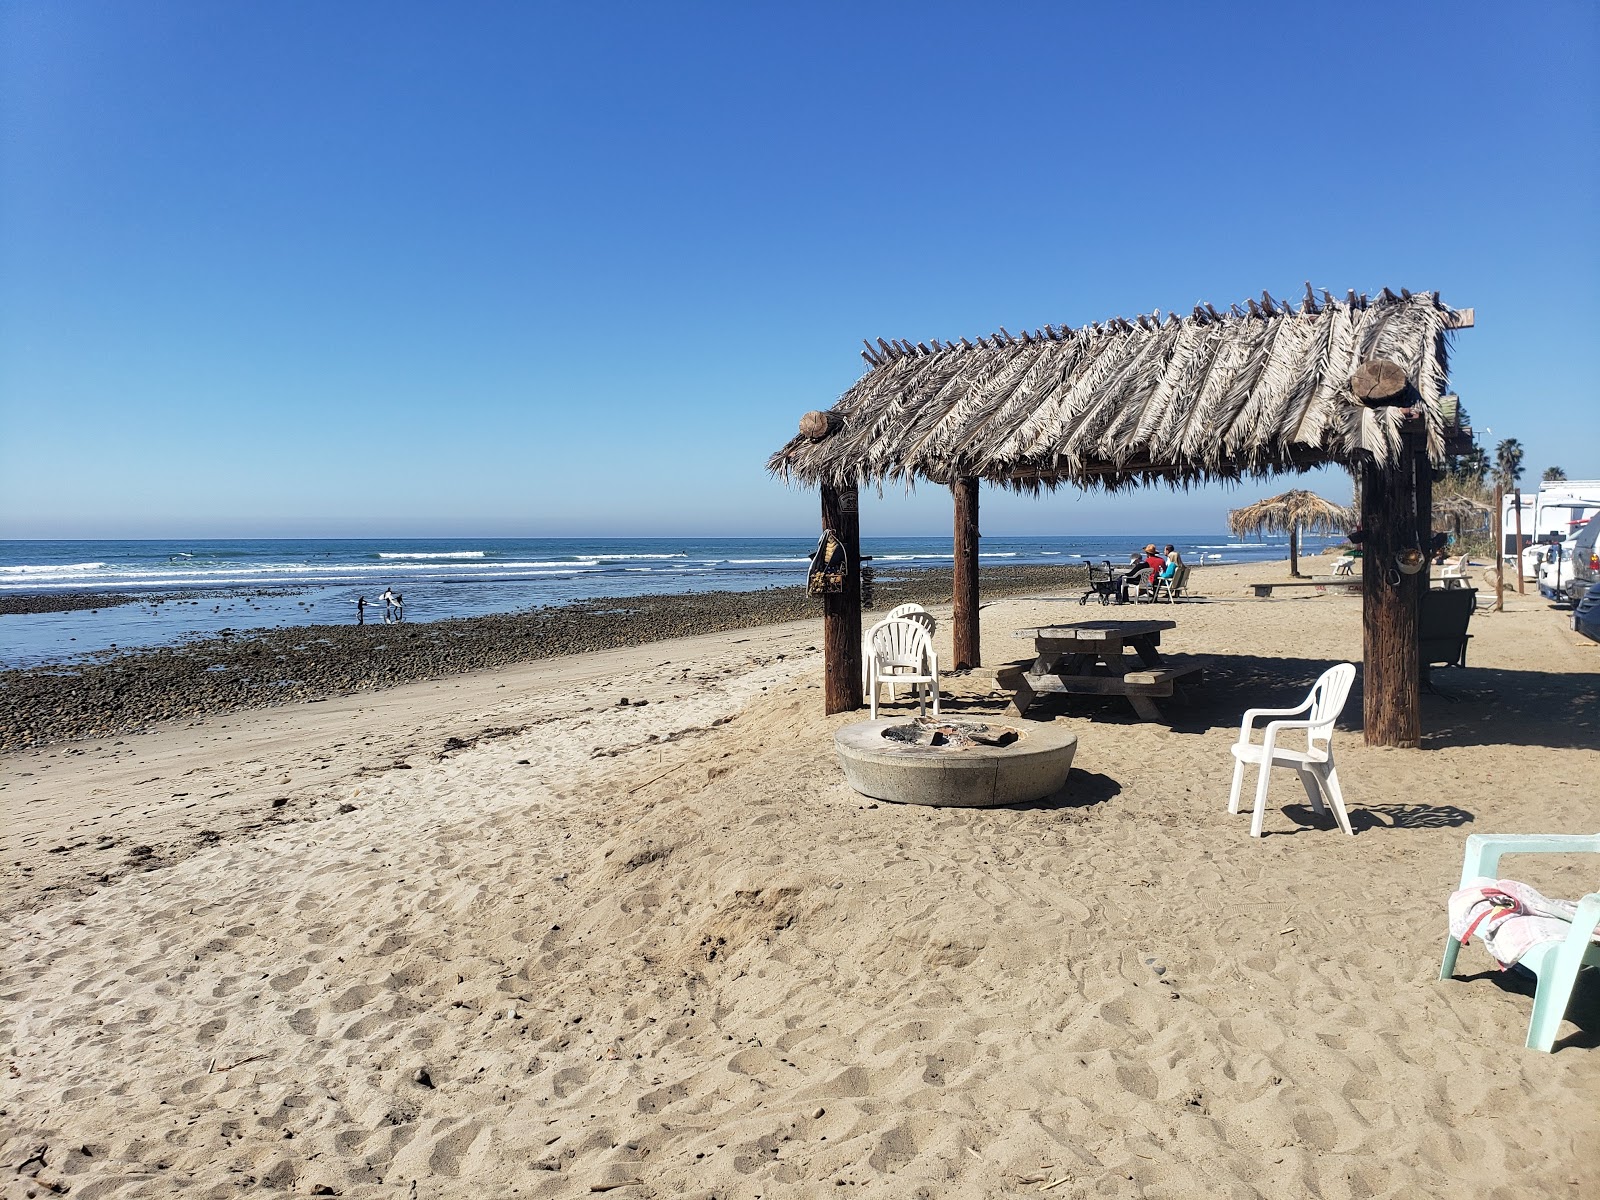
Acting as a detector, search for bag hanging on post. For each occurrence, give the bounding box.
[808,528,848,596]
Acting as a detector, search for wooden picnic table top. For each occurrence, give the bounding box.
[1014,619,1177,641]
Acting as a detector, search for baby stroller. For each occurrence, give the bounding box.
[1080,560,1119,605]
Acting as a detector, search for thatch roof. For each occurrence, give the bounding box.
[1227,490,1351,538]
[770,287,1468,492]
[1433,493,1492,530]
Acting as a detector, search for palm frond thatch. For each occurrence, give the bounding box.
[769,289,1464,492]
[1227,488,1352,578]
[1432,493,1492,533]
[1226,490,1352,539]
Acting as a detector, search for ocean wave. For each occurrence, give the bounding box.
[722,557,810,565]
[376,551,486,559]
[594,553,689,561]
[0,562,108,575]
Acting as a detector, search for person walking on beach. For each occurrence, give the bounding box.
[380,588,396,620]
[355,595,367,625]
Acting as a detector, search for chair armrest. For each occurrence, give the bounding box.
[1458,832,1600,888]
[1238,699,1313,739]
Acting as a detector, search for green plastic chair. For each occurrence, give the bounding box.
[1439,832,1600,1052]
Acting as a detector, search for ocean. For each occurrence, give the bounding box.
[0,534,1340,669]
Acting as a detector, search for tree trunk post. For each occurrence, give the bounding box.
[1414,434,1434,686]
[1513,488,1525,594]
[1493,482,1505,613]
[1360,454,1422,748]
[821,483,863,714]
[1289,523,1301,578]
[952,476,981,670]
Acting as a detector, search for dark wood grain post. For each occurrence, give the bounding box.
[1413,430,1433,686]
[1493,482,1505,612]
[1360,453,1422,748]
[1513,489,1525,594]
[952,476,981,670]
[821,482,863,714]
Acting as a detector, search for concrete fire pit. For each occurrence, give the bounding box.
[834,717,1078,807]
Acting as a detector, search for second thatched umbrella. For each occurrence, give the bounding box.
[1433,492,1492,537]
[1228,489,1352,578]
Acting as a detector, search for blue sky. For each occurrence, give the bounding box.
[2,1,1596,539]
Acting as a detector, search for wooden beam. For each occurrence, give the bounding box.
[821,484,863,714]
[952,476,981,670]
[1361,452,1422,748]
[1442,307,1475,329]
[1351,358,1414,407]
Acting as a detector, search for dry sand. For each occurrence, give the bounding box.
[3,556,1597,1199]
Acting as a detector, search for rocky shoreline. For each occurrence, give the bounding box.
[0,593,145,616]
[0,563,1088,752]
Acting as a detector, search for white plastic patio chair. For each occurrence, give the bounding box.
[862,605,937,697]
[865,617,940,720]
[1439,832,1600,1052]
[1331,555,1356,577]
[1438,557,1473,588]
[1227,662,1356,837]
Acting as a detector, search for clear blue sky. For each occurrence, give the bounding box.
[2,1,1596,539]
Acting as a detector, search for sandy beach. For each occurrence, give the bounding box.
[3,555,1597,1199]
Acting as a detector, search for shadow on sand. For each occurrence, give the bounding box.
[1003,653,1595,752]
[1445,964,1600,1053]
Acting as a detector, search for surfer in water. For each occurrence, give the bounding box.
[355,595,367,624]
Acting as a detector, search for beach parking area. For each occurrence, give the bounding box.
[3,556,1597,1199]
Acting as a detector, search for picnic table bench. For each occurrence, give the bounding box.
[998,619,1212,721]
[1248,578,1362,598]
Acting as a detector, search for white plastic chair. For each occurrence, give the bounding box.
[862,605,937,697]
[865,617,940,720]
[1227,663,1356,837]
[1439,833,1600,1052]
[1438,557,1472,588]
[1331,556,1356,577]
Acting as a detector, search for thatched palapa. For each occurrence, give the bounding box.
[770,288,1468,491]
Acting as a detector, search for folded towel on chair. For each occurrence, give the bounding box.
[1449,877,1595,968]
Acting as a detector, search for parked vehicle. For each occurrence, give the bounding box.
[1538,514,1600,605]
[1573,581,1600,642]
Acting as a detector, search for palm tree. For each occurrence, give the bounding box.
[1544,466,1568,482]
[1228,490,1352,578]
[1494,439,1525,490]
[1456,444,1490,484]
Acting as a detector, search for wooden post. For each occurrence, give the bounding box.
[952,476,981,670]
[821,483,863,714]
[1513,488,1525,594]
[1493,482,1505,613]
[1289,523,1301,578]
[1414,435,1433,686]
[1360,453,1422,748]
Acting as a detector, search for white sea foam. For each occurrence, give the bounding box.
[376,551,486,559]
[594,553,690,561]
[723,557,810,565]
[0,562,107,576]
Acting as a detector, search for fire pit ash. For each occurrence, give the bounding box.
[834,716,1077,808]
[879,718,1019,749]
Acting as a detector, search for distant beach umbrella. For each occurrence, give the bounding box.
[1432,492,1492,537]
[1228,489,1352,578]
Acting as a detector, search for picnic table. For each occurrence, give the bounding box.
[996,619,1212,721]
